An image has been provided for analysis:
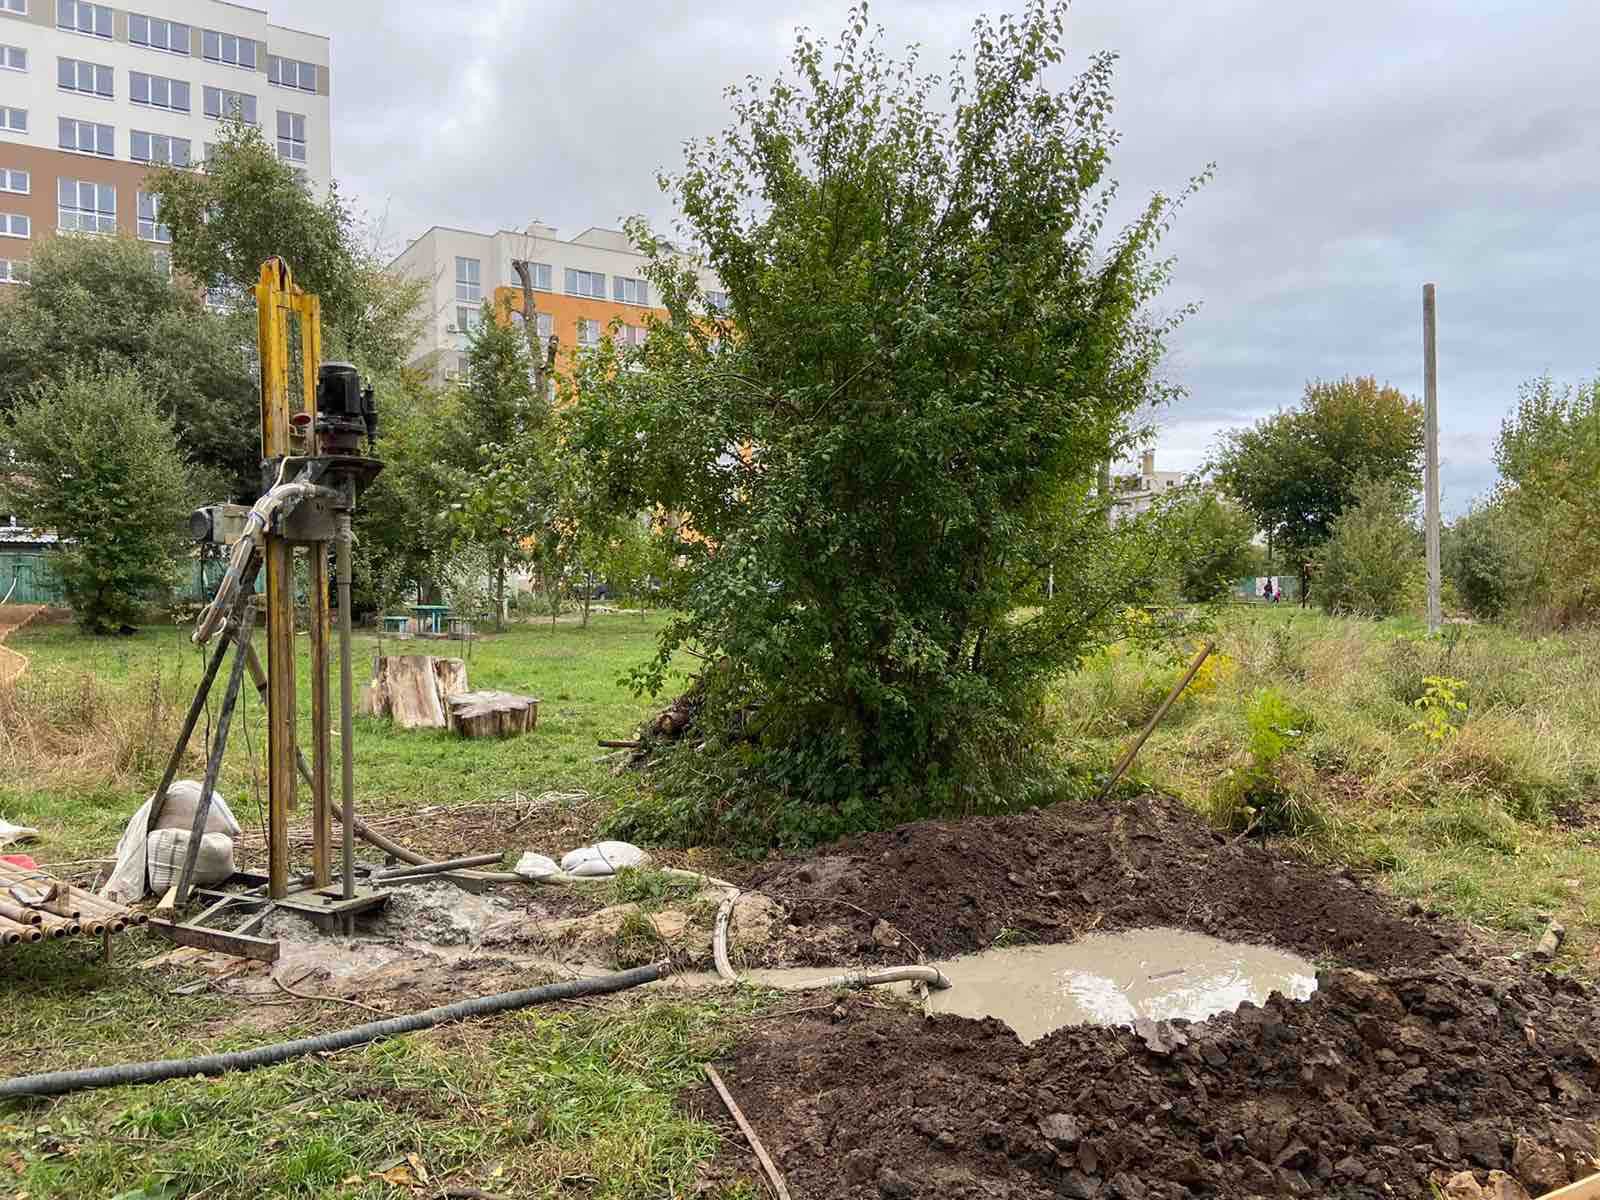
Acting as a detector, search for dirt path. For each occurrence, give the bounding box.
[0,604,46,686]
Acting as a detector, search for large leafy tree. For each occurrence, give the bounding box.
[1492,374,1600,623]
[0,367,196,633]
[571,2,1208,842]
[0,236,258,498]
[1214,376,1423,600]
[148,120,426,371]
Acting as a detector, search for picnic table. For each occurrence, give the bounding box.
[408,604,451,635]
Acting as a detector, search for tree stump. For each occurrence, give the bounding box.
[448,690,539,739]
[362,655,470,730]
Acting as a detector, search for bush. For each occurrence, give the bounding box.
[0,366,195,633]
[1206,687,1318,835]
[1443,502,1528,620]
[1314,477,1424,617]
[575,3,1211,841]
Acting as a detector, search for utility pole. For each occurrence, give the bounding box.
[1423,283,1441,634]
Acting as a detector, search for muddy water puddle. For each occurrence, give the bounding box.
[728,927,1318,1043]
[926,928,1317,1042]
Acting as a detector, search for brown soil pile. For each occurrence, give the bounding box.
[706,962,1600,1198]
[750,794,1451,970]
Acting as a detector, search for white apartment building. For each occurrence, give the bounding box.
[0,0,330,284]
[391,222,728,379]
[1111,449,1190,523]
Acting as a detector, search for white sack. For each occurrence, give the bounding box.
[0,818,39,848]
[560,841,650,877]
[513,852,563,881]
[146,828,236,893]
[101,781,241,903]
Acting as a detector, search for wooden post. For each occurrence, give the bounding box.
[307,544,333,888]
[265,541,297,899]
[1423,283,1441,634]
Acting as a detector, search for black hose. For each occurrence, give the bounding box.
[0,961,670,1100]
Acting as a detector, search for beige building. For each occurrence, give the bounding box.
[0,0,331,287]
[1110,449,1188,524]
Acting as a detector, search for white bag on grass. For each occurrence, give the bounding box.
[146,828,236,893]
[560,841,650,877]
[102,781,242,902]
[513,852,562,881]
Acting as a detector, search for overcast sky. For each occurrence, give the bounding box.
[274,0,1600,517]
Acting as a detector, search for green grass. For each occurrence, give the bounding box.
[0,611,688,864]
[1052,605,1600,963]
[0,612,767,1198]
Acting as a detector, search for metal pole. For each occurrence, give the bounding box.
[147,579,252,829]
[174,603,257,908]
[336,510,356,934]
[1423,283,1441,634]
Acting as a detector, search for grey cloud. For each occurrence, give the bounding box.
[275,0,1599,517]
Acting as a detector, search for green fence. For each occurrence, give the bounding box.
[0,552,265,608]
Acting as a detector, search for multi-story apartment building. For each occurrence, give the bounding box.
[1111,449,1189,524]
[0,0,330,288]
[390,222,728,381]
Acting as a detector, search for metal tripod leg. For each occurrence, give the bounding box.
[172,603,258,909]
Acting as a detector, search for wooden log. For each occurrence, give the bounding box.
[1539,1172,1600,1199]
[363,655,469,731]
[447,691,539,739]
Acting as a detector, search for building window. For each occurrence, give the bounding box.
[576,318,600,346]
[619,324,647,346]
[454,256,480,302]
[452,354,469,382]
[0,0,23,15]
[0,212,28,238]
[268,55,317,92]
[57,1,111,38]
[202,30,256,70]
[136,191,169,243]
[131,131,190,166]
[454,305,481,335]
[58,57,113,98]
[58,117,114,156]
[131,72,190,112]
[511,261,552,290]
[705,290,730,313]
[275,112,305,163]
[0,45,25,72]
[0,168,25,194]
[565,268,606,299]
[0,107,24,133]
[204,284,239,311]
[613,276,649,306]
[202,87,257,125]
[130,14,190,55]
[150,247,170,278]
[0,258,27,284]
[57,178,115,234]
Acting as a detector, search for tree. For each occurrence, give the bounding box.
[0,367,196,633]
[1312,477,1423,618]
[1171,492,1258,602]
[1215,376,1424,601]
[571,2,1208,843]
[448,298,553,628]
[0,236,257,499]
[1443,501,1528,620]
[1492,374,1600,623]
[148,120,426,371]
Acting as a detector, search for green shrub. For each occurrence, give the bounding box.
[1205,688,1319,835]
[1314,477,1424,618]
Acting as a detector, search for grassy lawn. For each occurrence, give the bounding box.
[0,611,770,1200]
[0,610,688,866]
[1054,604,1600,964]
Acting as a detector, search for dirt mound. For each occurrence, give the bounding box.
[751,794,1452,970]
[704,963,1600,1198]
